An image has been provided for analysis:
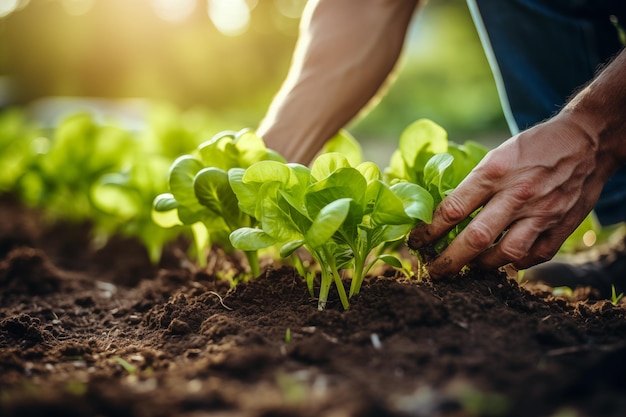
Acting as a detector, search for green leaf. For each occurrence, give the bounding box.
[378,254,404,269]
[310,152,351,182]
[152,193,182,228]
[447,141,487,187]
[153,193,179,211]
[177,205,210,225]
[384,149,413,184]
[230,227,276,251]
[399,119,448,171]
[228,168,251,212]
[243,160,291,185]
[233,129,271,167]
[356,161,382,183]
[197,130,238,169]
[366,180,413,226]
[319,130,362,166]
[280,240,305,258]
[390,182,434,223]
[259,192,303,243]
[380,223,413,243]
[169,155,205,211]
[285,163,311,192]
[193,167,239,222]
[306,167,366,217]
[305,198,351,248]
[423,153,454,200]
[151,206,183,228]
[90,181,140,219]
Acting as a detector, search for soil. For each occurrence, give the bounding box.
[1,194,626,417]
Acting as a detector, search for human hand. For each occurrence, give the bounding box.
[407,113,617,278]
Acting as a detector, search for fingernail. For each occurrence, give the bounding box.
[427,256,453,280]
[407,222,429,249]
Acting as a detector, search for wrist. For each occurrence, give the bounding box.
[560,50,626,174]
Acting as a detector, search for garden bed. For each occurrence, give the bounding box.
[1,195,626,417]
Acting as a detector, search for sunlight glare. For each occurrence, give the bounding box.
[208,0,250,37]
[152,0,197,23]
[62,0,95,16]
[0,0,19,18]
[274,0,306,19]
[582,230,597,247]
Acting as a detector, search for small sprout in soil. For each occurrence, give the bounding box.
[610,284,623,306]
[285,328,291,344]
[114,356,137,374]
[552,286,574,298]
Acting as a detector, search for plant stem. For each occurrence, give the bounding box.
[245,250,260,278]
[413,250,425,282]
[349,254,365,298]
[325,249,349,310]
[317,267,332,311]
[292,255,315,297]
[331,268,349,310]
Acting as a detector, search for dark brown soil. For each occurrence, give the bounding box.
[1,195,626,417]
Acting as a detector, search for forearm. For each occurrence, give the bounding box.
[561,48,626,181]
[258,0,420,164]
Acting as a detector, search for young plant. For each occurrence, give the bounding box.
[152,129,284,277]
[229,152,433,310]
[17,112,138,222]
[90,155,184,263]
[385,118,488,253]
[610,284,624,306]
[228,159,350,309]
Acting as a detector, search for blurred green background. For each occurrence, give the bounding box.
[0,0,509,164]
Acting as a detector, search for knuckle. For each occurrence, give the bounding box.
[497,240,527,262]
[477,153,508,181]
[510,181,535,202]
[438,195,468,224]
[464,222,494,252]
[530,247,558,265]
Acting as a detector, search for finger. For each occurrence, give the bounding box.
[512,227,573,270]
[474,218,542,270]
[408,176,491,250]
[427,197,518,279]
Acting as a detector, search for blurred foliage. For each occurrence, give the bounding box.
[0,0,302,127]
[0,0,506,139]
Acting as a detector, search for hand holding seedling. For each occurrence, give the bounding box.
[409,50,626,278]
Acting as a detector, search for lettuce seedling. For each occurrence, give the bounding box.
[152,129,284,277]
[228,160,350,309]
[229,153,433,310]
[91,155,183,263]
[385,119,488,251]
[308,154,433,298]
[386,119,488,202]
[18,113,138,222]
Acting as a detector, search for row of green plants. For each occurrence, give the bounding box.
[1,105,489,309]
[152,120,489,309]
[0,105,216,262]
[2,106,602,309]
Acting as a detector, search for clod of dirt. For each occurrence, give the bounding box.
[0,247,64,294]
